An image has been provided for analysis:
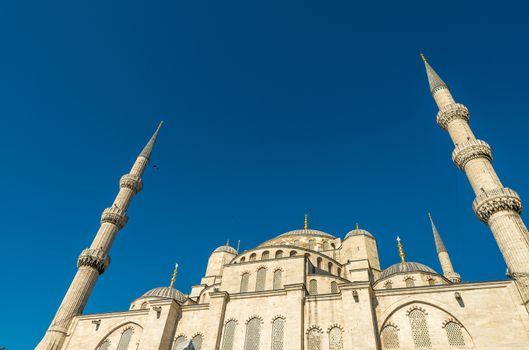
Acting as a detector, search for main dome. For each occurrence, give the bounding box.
[142,287,187,303]
[277,229,336,239]
[214,245,238,254]
[379,262,438,280]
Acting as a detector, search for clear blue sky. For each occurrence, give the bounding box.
[1,1,528,348]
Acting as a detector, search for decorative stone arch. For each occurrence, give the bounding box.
[224,317,239,325]
[273,266,284,272]
[442,318,462,328]
[256,265,268,271]
[271,314,286,322]
[382,321,400,330]
[95,322,143,350]
[405,305,428,316]
[240,270,252,276]
[245,315,264,324]
[326,324,344,333]
[94,338,111,350]
[305,325,323,334]
[173,333,187,340]
[191,331,205,339]
[383,280,393,289]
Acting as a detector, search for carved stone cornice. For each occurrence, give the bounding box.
[120,174,143,194]
[77,248,110,274]
[444,271,461,284]
[101,207,128,229]
[436,103,469,130]
[473,188,522,222]
[452,139,492,170]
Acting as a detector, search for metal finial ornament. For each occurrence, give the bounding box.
[304,214,309,230]
[237,240,240,253]
[420,53,427,63]
[397,236,406,264]
[226,239,230,247]
[169,262,179,289]
[356,223,359,233]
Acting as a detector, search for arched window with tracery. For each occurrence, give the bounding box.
[244,317,262,350]
[309,279,318,295]
[191,334,203,350]
[256,267,266,291]
[329,327,343,350]
[381,325,400,349]
[331,281,338,293]
[98,340,110,350]
[273,269,283,290]
[444,321,465,347]
[261,251,270,260]
[307,328,322,350]
[275,250,283,258]
[117,328,133,350]
[408,309,431,348]
[271,317,285,350]
[173,335,187,350]
[405,278,415,288]
[241,273,250,292]
[221,320,236,350]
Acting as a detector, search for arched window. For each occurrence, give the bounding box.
[337,268,341,277]
[241,257,246,262]
[244,317,261,350]
[381,325,400,349]
[331,281,338,294]
[271,317,285,350]
[307,328,322,350]
[273,269,283,290]
[428,278,435,286]
[275,250,283,259]
[294,239,301,246]
[261,251,270,260]
[328,263,333,274]
[99,340,110,350]
[256,268,266,291]
[308,239,315,250]
[309,279,318,295]
[173,336,187,350]
[140,302,148,309]
[408,309,431,348]
[290,251,297,256]
[330,243,336,249]
[329,327,344,350]
[249,253,257,261]
[322,241,329,250]
[221,320,236,350]
[316,258,322,269]
[384,281,393,289]
[191,334,203,350]
[117,328,133,350]
[445,322,465,347]
[405,278,415,288]
[240,273,250,292]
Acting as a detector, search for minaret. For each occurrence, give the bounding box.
[36,122,163,350]
[428,213,461,283]
[422,54,529,308]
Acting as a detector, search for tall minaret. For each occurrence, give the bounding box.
[422,54,529,308]
[428,213,461,283]
[36,122,163,350]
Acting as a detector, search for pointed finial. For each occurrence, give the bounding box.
[397,236,406,264]
[428,212,447,253]
[226,239,230,247]
[304,214,309,230]
[140,121,164,159]
[356,223,359,233]
[420,53,427,63]
[236,239,241,253]
[420,55,448,93]
[169,262,179,289]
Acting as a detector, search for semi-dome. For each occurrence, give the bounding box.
[213,245,238,254]
[142,287,187,303]
[379,262,438,280]
[344,228,374,239]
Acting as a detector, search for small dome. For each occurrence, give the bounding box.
[214,245,238,254]
[278,229,335,239]
[142,287,187,303]
[379,262,438,280]
[344,228,374,239]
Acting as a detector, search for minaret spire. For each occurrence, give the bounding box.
[36,122,163,350]
[428,213,460,283]
[169,262,179,289]
[421,53,448,94]
[423,55,529,310]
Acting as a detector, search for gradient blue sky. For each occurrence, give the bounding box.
[1,1,529,348]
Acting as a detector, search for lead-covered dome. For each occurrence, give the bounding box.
[379,262,438,280]
[344,228,374,239]
[277,229,335,239]
[142,287,187,303]
[214,245,238,254]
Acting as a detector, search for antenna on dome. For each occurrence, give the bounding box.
[397,236,406,264]
[169,262,179,289]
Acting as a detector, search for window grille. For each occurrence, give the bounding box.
[273,270,283,289]
[405,278,415,288]
[381,325,400,349]
[271,318,285,350]
[117,329,133,350]
[307,329,322,350]
[331,281,338,294]
[256,268,266,291]
[329,327,343,350]
[173,336,186,350]
[309,279,318,295]
[275,251,283,258]
[191,334,203,350]
[445,322,465,347]
[244,317,261,350]
[99,341,110,350]
[241,273,250,292]
[262,251,270,260]
[221,321,236,350]
[408,309,432,348]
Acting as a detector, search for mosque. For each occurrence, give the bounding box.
[36,57,529,350]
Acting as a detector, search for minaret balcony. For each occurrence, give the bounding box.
[473,187,522,222]
[452,139,492,170]
[436,103,469,130]
[77,248,111,274]
[120,174,143,194]
[101,207,128,229]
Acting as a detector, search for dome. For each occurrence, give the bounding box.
[214,245,238,254]
[142,287,187,303]
[344,228,374,239]
[379,262,438,280]
[277,229,335,239]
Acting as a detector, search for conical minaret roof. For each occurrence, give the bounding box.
[421,54,448,93]
[428,212,447,253]
[140,121,164,159]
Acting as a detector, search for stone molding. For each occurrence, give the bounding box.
[120,174,143,194]
[444,271,461,284]
[77,248,110,274]
[452,139,492,170]
[101,206,128,229]
[473,188,522,222]
[436,103,469,130]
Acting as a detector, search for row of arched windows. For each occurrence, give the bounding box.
[220,317,285,350]
[380,308,467,349]
[306,326,344,350]
[239,250,297,263]
[172,334,203,350]
[308,280,340,295]
[383,277,436,290]
[241,269,283,293]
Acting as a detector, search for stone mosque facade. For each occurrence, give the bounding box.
[36,57,529,350]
